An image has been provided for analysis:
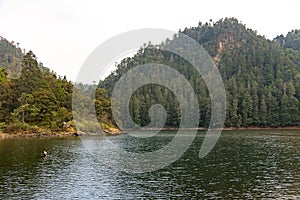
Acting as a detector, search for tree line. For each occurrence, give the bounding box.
[0,18,299,133]
[100,18,300,128]
[0,49,114,133]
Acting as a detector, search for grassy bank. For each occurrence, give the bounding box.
[0,122,121,138]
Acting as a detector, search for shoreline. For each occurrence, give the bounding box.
[1,126,299,139]
[0,127,123,139]
[0,131,78,139]
[124,126,300,131]
[222,127,300,131]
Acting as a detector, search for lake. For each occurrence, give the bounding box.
[0,130,300,199]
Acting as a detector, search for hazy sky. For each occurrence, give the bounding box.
[0,0,299,81]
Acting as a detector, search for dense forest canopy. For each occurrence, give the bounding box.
[0,17,299,134]
[274,29,300,50]
[0,37,23,78]
[0,49,114,133]
[100,18,300,128]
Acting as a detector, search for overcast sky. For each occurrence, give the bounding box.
[0,0,299,81]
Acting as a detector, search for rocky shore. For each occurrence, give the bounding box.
[0,127,122,138]
[1,126,299,139]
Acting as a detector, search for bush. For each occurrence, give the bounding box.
[6,122,30,133]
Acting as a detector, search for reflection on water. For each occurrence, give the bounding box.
[0,130,300,199]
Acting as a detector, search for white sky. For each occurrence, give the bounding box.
[0,0,299,81]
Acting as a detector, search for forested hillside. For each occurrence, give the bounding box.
[100,18,300,128]
[1,18,299,134]
[0,45,114,134]
[0,37,23,78]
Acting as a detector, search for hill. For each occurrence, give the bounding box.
[0,37,115,135]
[274,29,300,50]
[100,18,300,128]
[1,18,299,133]
[0,37,23,78]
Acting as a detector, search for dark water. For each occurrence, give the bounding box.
[0,130,300,199]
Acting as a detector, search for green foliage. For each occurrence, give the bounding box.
[0,48,76,133]
[0,36,117,134]
[1,18,300,132]
[100,18,300,128]
[275,30,300,50]
[0,68,8,84]
[0,37,23,78]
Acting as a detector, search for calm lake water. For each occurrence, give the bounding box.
[0,130,300,199]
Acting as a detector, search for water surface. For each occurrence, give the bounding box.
[0,130,300,199]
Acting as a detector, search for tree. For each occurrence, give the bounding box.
[16,51,43,95]
[11,93,38,126]
[260,95,267,127]
[0,68,7,84]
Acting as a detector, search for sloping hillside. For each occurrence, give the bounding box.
[0,37,23,78]
[100,18,300,128]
